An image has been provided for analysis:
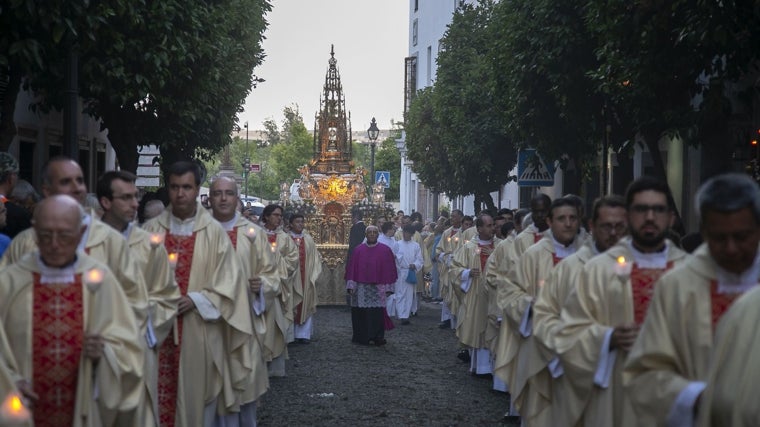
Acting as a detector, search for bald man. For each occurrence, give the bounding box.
[210,177,277,426]
[0,195,142,426]
[1,158,150,425]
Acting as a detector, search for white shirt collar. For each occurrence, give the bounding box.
[217,213,238,232]
[715,250,760,294]
[36,253,78,284]
[628,241,669,269]
[170,211,196,236]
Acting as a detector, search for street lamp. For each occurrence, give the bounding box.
[244,121,250,198]
[367,117,380,192]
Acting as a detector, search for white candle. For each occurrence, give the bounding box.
[168,253,178,268]
[84,268,104,293]
[0,392,31,425]
[149,232,164,248]
[270,241,277,253]
[614,256,631,277]
[244,227,256,239]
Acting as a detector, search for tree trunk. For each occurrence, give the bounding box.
[642,129,685,236]
[0,70,22,151]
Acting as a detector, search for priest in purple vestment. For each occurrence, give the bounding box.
[345,225,398,346]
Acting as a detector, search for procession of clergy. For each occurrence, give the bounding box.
[433,172,760,426]
[0,155,325,427]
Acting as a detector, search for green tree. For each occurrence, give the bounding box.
[270,106,313,188]
[374,135,401,201]
[1,0,271,174]
[491,0,608,184]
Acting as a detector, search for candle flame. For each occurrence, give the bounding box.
[149,233,164,246]
[1,392,30,420]
[168,253,178,265]
[617,256,626,265]
[245,227,256,238]
[86,268,103,283]
[270,242,277,252]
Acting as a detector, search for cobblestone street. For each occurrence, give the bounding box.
[258,301,513,426]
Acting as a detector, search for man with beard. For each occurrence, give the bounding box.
[534,195,628,426]
[97,170,180,426]
[624,173,760,426]
[345,226,398,346]
[554,177,689,427]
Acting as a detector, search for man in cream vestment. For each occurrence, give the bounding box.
[436,209,465,329]
[451,213,501,385]
[143,161,253,426]
[97,170,181,426]
[491,194,552,392]
[289,213,323,342]
[1,158,150,424]
[259,204,299,377]
[555,177,688,427]
[500,198,582,425]
[533,195,628,427]
[0,196,142,427]
[625,173,760,427]
[210,177,276,426]
[696,286,760,427]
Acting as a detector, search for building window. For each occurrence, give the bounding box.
[404,56,418,118]
[426,46,432,86]
[412,19,418,46]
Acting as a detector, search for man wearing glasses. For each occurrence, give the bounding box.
[97,170,181,426]
[625,173,760,426]
[554,176,689,427]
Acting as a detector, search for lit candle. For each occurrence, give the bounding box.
[454,236,459,243]
[0,392,31,424]
[447,236,451,243]
[270,241,277,253]
[614,256,631,277]
[295,237,302,246]
[149,232,164,248]
[244,227,256,239]
[84,268,104,293]
[168,253,178,268]
[475,247,481,255]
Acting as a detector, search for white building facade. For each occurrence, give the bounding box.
[398,0,524,218]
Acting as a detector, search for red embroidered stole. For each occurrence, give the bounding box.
[32,273,84,427]
[478,242,493,270]
[709,280,744,328]
[630,262,673,325]
[534,232,542,244]
[227,229,238,249]
[158,232,196,427]
[267,232,277,245]
[293,236,307,324]
[552,253,562,266]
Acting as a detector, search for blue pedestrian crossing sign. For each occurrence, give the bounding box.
[375,171,390,188]
[517,149,555,187]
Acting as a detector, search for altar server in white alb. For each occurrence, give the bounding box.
[391,224,424,325]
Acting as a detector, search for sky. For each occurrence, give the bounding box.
[239,0,410,134]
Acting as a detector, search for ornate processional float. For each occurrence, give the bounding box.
[280,46,393,304]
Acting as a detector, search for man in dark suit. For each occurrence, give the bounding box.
[345,209,367,305]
